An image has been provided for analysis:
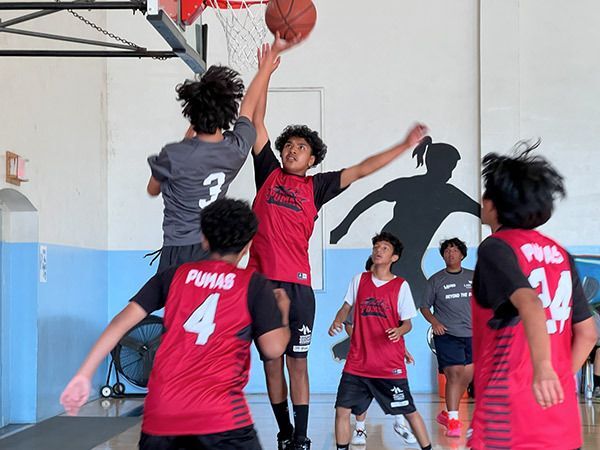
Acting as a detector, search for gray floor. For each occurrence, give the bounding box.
[16,393,594,450]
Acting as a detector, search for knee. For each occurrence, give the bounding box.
[444,368,461,383]
[336,407,351,421]
[264,358,284,377]
[287,358,308,378]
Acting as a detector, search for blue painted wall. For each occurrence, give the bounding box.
[2,243,38,423]
[36,245,108,421]
[1,243,108,423]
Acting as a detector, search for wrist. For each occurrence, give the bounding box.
[533,359,553,371]
[76,370,93,380]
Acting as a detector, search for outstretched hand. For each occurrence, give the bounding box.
[60,374,91,416]
[272,31,304,55]
[257,43,280,74]
[403,123,428,148]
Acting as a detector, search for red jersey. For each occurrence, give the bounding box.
[471,229,582,450]
[249,168,318,286]
[142,261,256,436]
[344,272,410,379]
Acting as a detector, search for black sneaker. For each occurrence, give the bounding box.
[293,436,311,450]
[277,432,294,450]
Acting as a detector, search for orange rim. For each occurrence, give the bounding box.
[205,0,266,9]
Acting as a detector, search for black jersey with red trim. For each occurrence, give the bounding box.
[248,141,345,285]
[470,228,590,450]
[131,260,283,436]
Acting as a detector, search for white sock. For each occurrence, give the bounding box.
[394,415,406,426]
[355,420,365,431]
[448,411,459,420]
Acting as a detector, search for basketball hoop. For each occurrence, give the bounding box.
[205,0,269,72]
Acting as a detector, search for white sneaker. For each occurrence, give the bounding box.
[393,422,417,444]
[351,428,367,446]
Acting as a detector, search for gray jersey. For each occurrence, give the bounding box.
[423,268,474,337]
[148,117,256,246]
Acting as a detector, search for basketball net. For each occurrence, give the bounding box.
[206,0,269,72]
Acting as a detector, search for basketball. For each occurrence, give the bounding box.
[265,0,317,40]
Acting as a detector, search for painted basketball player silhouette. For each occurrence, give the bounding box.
[330,136,479,308]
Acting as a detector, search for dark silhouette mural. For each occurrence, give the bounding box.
[330,137,480,361]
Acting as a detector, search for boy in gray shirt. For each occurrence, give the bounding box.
[146,40,300,272]
[420,238,473,437]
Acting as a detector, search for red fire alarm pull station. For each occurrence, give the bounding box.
[6,151,28,186]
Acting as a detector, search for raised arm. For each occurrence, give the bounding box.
[238,45,277,123]
[60,302,148,415]
[253,33,303,155]
[339,123,427,189]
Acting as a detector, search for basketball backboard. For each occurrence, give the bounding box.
[0,1,207,73]
[147,0,208,73]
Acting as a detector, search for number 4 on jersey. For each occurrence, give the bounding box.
[184,293,220,345]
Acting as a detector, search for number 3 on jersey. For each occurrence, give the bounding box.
[184,293,220,345]
[528,268,572,334]
[198,172,226,208]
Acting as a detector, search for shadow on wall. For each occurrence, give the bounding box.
[329,137,480,361]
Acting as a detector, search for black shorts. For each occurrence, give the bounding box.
[433,333,473,373]
[139,425,261,450]
[335,372,417,416]
[260,281,315,360]
[152,244,210,273]
[590,345,600,362]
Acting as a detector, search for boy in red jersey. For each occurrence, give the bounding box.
[250,56,426,450]
[329,232,432,450]
[60,198,291,450]
[470,142,598,450]
[341,256,417,446]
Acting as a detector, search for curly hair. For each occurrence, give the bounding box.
[176,65,244,135]
[372,232,404,259]
[482,140,566,229]
[200,198,258,254]
[274,125,328,166]
[439,237,467,259]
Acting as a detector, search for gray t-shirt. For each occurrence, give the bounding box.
[423,268,474,337]
[148,117,256,246]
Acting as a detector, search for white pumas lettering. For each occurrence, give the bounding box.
[521,243,564,265]
[185,270,236,290]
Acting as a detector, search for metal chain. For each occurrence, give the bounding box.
[56,0,142,49]
[67,10,142,49]
[52,1,173,60]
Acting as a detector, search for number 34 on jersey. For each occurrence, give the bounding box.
[528,268,572,335]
